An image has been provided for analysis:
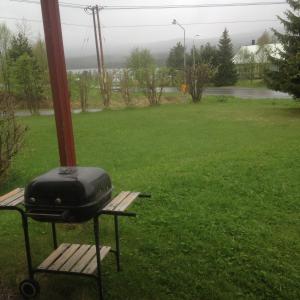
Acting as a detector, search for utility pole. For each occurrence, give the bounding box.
[91,6,102,77]
[95,4,107,105]
[172,19,186,86]
[85,5,105,76]
[85,5,108,105]
[95,5,105,74]
[193,35,201,70]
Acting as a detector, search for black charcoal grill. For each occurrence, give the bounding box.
[25,167,112,223]
[0,167,150,300]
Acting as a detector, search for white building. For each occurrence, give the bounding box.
[233,43,283,79]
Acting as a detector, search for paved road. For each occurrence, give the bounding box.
[163,86,291,99]
[203,87,291,99]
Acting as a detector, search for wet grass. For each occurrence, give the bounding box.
[0,97,300,299]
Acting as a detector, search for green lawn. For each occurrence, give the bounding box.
[1,97,300,299]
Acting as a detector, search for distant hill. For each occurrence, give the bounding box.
[66,29,277,70]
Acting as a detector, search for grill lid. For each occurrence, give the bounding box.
[25,167,112,222]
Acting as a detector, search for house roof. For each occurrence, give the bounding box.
[233,43,284,64]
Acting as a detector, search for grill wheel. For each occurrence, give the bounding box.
[19,279,40,299]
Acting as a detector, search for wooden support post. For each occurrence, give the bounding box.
[40,0,76,166]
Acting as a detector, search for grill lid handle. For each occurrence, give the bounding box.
[26,210,71,221]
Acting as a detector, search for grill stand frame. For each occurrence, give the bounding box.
[22,212,129,300]
[0,189,150,300]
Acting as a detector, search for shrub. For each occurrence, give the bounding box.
[186,64,212,103]
[0,92,26,182]
[139,67,170,106]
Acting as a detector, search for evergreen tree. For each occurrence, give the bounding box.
[166,43,185,87]
[187,43,218,68]
[265,0,300,99]
[32,38,50,98]
[8,31,45,113]
[199,43,219,68]
[167,42,184,70]
[214,29,238,86]
[8,32,32,62]
[11,53,44,114]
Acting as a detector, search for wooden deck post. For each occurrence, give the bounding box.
[40,0,76,166]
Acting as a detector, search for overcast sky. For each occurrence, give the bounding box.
[0,0,289,56]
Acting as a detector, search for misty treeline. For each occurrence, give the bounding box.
[1,0,299,112]
[115,29,237,105]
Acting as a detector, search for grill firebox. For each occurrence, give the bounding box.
[24,167,112,223]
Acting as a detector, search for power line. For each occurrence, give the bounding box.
[0,16,92,28]
[10,0,287,10]
[10,0,87,9]
[0,15,280,29]
[101,1,287,10]
[103,19,280,29]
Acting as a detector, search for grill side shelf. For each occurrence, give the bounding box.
[37,243,111,275]
[103,191,131,211]
[115,192,140,212]
[101,191,140,214]
[0,188,24,207]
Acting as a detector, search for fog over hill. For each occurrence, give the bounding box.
[66,29,278,70]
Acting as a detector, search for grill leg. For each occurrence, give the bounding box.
[21,214,34,279]
[51,222,58,249]
[94,216,104,300]
[114,216,121,272]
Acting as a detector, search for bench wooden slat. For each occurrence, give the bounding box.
[60,245,91,272]
[82,246,111,275]
[115,192,140,212]
[0,188,22,202]
[48,244,81,271]
[38,244,70,270]
[5,196,24,207]
[103,191,131,211]
[71,246,97,273]
[0,189,24,206]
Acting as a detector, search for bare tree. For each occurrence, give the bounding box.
[0,92,26,182]
[140,67,169,106]
[100,71,112,108]
[78,71,91,112]
[186,64,212,103]
[119,69,132,106]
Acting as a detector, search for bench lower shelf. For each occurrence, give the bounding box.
[36,243,111,276]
